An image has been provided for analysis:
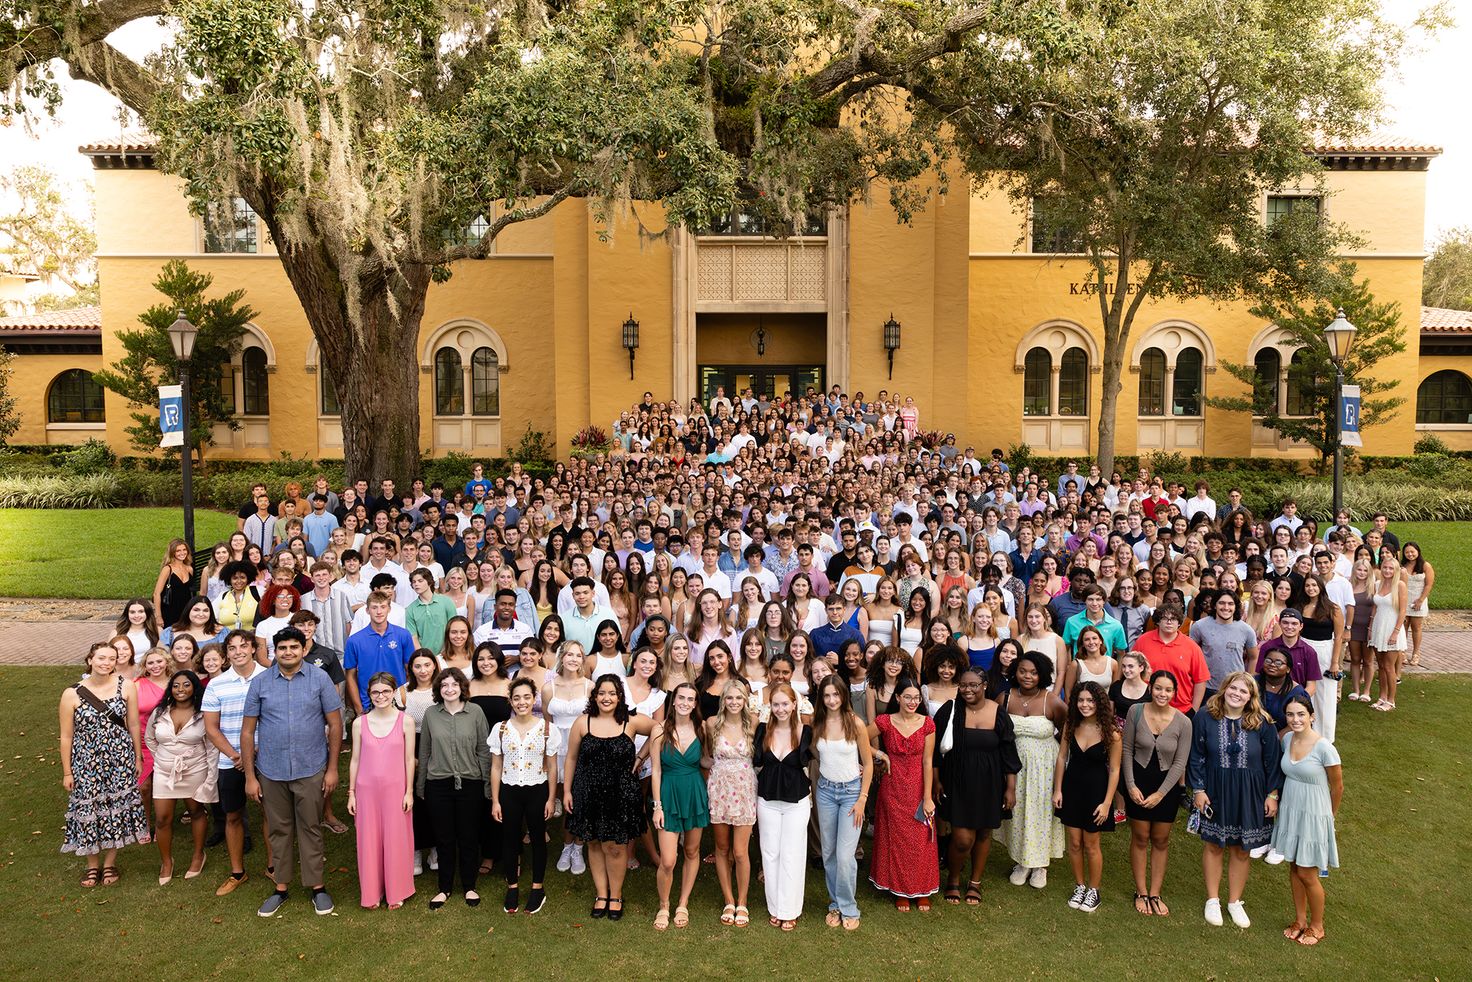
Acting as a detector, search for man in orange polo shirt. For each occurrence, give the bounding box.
[1132,606,1209,713]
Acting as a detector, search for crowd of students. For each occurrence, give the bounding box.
[65,383,1422,944]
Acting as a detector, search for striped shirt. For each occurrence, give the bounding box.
[303,588,353,652]
[200,663,267,770]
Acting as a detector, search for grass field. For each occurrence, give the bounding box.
[2,665,1465,980]
[0,509,237,598]
[1384,522,1471,609]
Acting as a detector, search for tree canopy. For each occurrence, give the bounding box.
[1423,227,1472,311]
[0,165,97,308]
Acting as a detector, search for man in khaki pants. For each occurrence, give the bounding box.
[241,626,343,917]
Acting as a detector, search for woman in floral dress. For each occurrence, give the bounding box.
[703,679,757,927]
[60,641,151,886]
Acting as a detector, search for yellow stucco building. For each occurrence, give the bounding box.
[4,139,1471,459]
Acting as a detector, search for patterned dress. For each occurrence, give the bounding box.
[869,714,939,898]
[996,712,1065,868]
[706,731,757,826]
[62,679,150,855]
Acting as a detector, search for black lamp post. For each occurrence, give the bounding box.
[167,310,199,552]
[1323,307,1358,520]
[622,312,639,379]
[883,313,902,379]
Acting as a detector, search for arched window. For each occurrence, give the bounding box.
[1253,348,1281,412]
[241,347,270,415]
[434,348,464,415]
[471,347,500,416]
[1022,347,1051,416]
[1417,370,1472,425]
[1138,348,1167,416]
[47,369,105,423]
[1285,349,1312,417]
[1173,348,1203,416]
[1059,348,1088,416]
[320,363,340,416]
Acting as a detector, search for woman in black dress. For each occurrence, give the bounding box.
[563,675,657,921]
[1121,670,1192,916]
[1051,681,1120,914]
[933,670,1020,905]
[467,642,511,875]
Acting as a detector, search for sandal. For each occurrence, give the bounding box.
[322,817,348,835]
[916,897,931,912]
[734,905,750,927]
[1134,893,1153,915]
[965,881,983,906]
[1284,922,1306,941]
[894,898,911,912]
[781,919,797,931]
[826,910,842,927]
[673,905,689,928]
[80,867,102,888]
[1297,928,1325,946]
[842,916,860,931]
[100,866,121,886]
[769,916,782,927]
[1149,895,1170,917]
[944,883,963,905]
[654,907,670,931]
[720,903,736,925]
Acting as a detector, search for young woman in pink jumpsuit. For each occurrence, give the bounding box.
[348,671,417,908]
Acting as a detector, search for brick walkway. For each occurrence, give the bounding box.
[0,595,1467,671]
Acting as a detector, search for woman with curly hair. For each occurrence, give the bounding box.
[1188,671,1283,928]
[1051,681,1121,913]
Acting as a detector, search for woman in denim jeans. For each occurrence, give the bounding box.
[811,677,874,930]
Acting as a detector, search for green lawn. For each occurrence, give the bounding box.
[1384,522,1471,609]
[0,508,237,599]
[2,665,1465,979]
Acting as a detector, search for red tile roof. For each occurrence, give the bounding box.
[0,305,102,333]
[1423,306,1472,335]
[1310,141,1441,156]
[78,134,156,155]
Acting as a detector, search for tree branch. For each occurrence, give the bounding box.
[802,4,993,99]
[436,182,581,263]
[65,41,163,114]
[3,0,166,81]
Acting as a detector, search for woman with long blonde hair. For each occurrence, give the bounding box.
[1240,580,1281,646]
[1368,553,1408,711]
[703,679,758,927]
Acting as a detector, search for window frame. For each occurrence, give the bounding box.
[240,346,270,416]
[1058,348,1089,417]
[1137,347,1167,417]
[1171,347,1204,417]
[1416,370,1472,426]
[202,197,259,254]
[434,347,465,416]
[470,346,500,417]
[46,369,106,424]
[1022,347,1052,417]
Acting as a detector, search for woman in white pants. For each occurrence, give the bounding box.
[753,683,814,931]
[1298,576,1342,743]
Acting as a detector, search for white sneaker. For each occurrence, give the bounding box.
[569,845,586,875]
[413,854,423,877]
[1248,844,1270,860]
[1227,900,1251,928]
[1264,849,1286,866]
[1204,898,1223,926]
[556,844,573,873]
[1067,883,1087,909]
[1009,864,1028,886]
[1028,867,1047,890]
[427,848,438,871]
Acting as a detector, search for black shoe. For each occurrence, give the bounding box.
[429,895,446,910]
[524,888,546,915]
[205,826,225,849]
[503,886,519,913]
[465,892,481,908]
[243,835,254,855]
[591,896,609,919]
[607,897,624,921]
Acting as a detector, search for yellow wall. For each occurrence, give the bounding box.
[696,313,826,364]
[1416,355,1472,451]
[5,352,104,444]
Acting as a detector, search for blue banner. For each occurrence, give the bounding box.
[1340,384,1362,448]
[159,384,183,448]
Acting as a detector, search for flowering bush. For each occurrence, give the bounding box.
[571,426,611,452]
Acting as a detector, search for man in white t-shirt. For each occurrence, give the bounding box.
[201,630,268,896]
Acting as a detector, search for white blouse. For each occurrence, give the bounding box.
[487,718,563,787]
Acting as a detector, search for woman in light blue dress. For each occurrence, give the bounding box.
[1271,694,1342,947]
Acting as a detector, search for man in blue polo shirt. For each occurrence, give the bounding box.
[343,589,414,711]
[811,593,864,662]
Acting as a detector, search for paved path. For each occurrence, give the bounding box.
[0,595,1467,671]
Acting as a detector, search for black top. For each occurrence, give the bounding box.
[752,722,814,803]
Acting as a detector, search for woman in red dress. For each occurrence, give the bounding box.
[867,677,938,910]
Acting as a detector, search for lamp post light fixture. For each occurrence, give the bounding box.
[622,312,639,379]
[753,321,767,357]
[1323,307,1358,521]
[882,313,902,379]
[167,310,199,554]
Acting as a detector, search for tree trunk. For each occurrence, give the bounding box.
[1096,324,1126,476]
[265,222,429,481]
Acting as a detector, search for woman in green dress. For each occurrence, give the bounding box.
[651,681,709,929]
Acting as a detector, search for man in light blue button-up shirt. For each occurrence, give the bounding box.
[241,625,342,915]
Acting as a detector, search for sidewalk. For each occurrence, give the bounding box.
[0,595,1468,671]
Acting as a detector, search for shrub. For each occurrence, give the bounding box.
[1414,433,1450,456]
[1006,442,1034,477]
[1407,452,1455,480]
[1275,478,1472,521]
[0,473,123,508]
[56,439,116,475]
[509,424,553,466]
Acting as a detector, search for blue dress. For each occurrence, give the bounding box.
[1187,712,1282,849]
[1270,735,1340,871]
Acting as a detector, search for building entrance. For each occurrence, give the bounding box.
[698,365,825,406]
